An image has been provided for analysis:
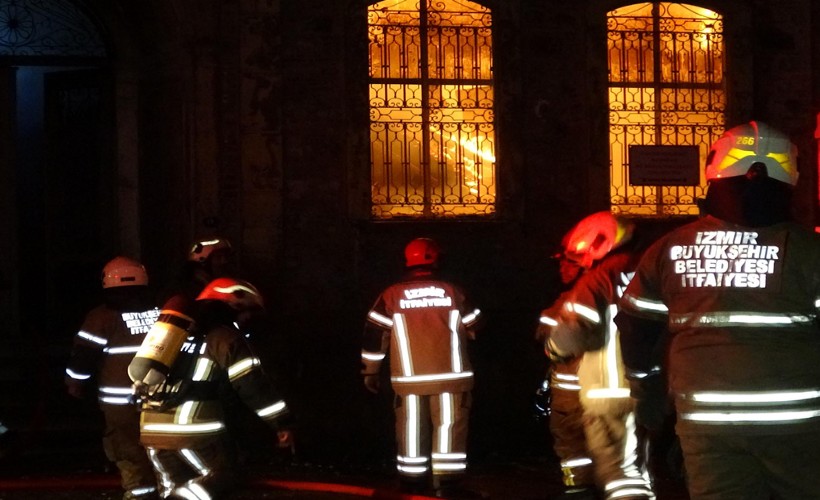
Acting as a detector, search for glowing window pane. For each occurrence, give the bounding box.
[608,3,724,217]
[369,0,495,218]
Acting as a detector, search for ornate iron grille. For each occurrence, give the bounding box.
[369,0,495,219]
[608,2,724,216]
[0,0,106,57]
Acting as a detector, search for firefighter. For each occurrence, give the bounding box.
[160,238,234,308]
[616,121,820,499]
[361,237,482,498]
[65,256,161,500]
[138,277,291,499]
[544,212,656,500]
[533,227,597,498]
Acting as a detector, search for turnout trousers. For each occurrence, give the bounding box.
[102,405,158,499]
[680,430,820,500]
[146,439,234,499]
[394,391,470,485]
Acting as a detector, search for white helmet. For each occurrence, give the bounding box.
[705,121,798,186]
[188,238,232,263]
[563,211,635,269]
[102,256,148,288]
[196,277,264,311]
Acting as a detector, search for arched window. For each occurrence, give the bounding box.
[368,0,495,219]
[608,3,724,216]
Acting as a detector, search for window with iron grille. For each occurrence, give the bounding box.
[608,2,725,216]
[368,0,495,219]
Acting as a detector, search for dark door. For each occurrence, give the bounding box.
[40,68,113,338]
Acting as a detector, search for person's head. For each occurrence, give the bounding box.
[562,211,635,269]
[196,277,264,328]
[404,237,441,270]
[188,238,234,278]
[101,256,150,306]
[703,121,798,226]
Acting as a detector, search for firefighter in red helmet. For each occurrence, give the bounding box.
[137,278,291,499]
[65,256,161,500]
[361,238,482,498]
[542,212,656,500]
[534,226,594,497]
[617,121,820,499]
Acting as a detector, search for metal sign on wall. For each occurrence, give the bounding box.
[628,145,700,186]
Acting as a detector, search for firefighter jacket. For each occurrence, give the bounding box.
[617,215,820,436]
[139,322,290,449]
[361,269,481,396]
[66,303,160,407]
[547,250,643,416]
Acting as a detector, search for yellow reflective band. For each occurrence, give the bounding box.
[103,346,140,355]
[227,357,260,380]
[257,401,287,418]
[178,401,197,424]
[66,368,91,380]
[462,309,481,325]
[181,448,210,476]
[192,358,213,381]
[99,386,134,395]
[395,315,414,376]
[432,463,467,471]
[142,421,225,433]
[554,382,581,391]
[540,316,558,326]
[688,389,820,403]
[565,302,600,324]
[368,311,393,327]
[449,311,463,372]
[397,465,428,475]
[397,455,429,464]
[554,373,579,381]
[562,458,593,468]
[681,409,820,423]
[362,351,385,361]
[78,330,108,345]
[586,388,631,399]
[625,295,669,313]
[391,372,473,383]
[432,452,467,459]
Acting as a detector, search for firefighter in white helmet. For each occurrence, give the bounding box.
[617,121,820,499]
[65,256,161,500]
[543,212,656,499]
[138,277,291,499]
[361,237,482,498]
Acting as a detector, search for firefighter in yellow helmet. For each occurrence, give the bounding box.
[617,121,820,499]
[542,212,657,499]
[137,277,291,499]
[361,238,482,498]
[65,256,161,500]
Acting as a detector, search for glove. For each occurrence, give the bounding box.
[363,374,380,394]
[545,338,572,364]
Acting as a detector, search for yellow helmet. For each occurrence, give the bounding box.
[705,121,798,186]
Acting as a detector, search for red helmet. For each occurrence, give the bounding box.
[404,238,440,268]
[563,212,634,269]
[196,278,264,311]
[102,256,148,288]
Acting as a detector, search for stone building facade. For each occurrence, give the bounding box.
[0,0,818,462]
